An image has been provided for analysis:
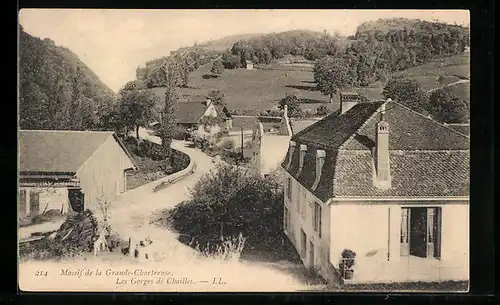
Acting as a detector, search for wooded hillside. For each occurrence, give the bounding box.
[19,25,117,131]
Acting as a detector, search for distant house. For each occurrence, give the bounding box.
[18,130,137,220]
[246,106,293,176]
[244,60,254,70]
[281,98,469,285]
[154,97,233,132]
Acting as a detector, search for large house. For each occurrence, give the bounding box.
[281,98,470,285]
[243,108,320,176]
[18,130,137,220]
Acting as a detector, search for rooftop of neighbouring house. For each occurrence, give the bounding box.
[176,95,231,124]
[176,101,211,124]
[282,100,470,201]
[19,130,137,174]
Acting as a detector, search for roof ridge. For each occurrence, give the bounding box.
[291,109,341,140]
[390,101,470,139]
[339,101,385,150]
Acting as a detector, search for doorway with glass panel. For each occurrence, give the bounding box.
[400,207,442,258]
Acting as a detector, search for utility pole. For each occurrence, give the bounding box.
[240,123,244,159]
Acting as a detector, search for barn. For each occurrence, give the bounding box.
[18,130,137,220]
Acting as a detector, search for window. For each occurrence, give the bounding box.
[284,207,290,232]
[400,207,441,258]
[313,202,322,238]
[286,177,292,200]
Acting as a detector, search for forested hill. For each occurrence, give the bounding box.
[222,19,469,85]
[19,25,116,131]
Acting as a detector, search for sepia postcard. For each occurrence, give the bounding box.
[18,9,470,293]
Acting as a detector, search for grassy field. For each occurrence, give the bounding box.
[149,53,470,114]
[395,53,470,91]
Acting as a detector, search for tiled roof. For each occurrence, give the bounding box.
[282,100,470,201]
[333,150,469,197]
[291,102,384,149]
[341,102,469,150]
[20,130,114,173]
[176,102,208,124]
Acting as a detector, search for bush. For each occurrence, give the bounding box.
[220,139,235,150]
[316,105,329,116]
[168,164,284,258]
[138,140,167,161]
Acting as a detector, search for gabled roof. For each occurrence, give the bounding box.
[213,103,232,120]
[176,102,209,124]
[282,100,470,201]
[19,130,137,174]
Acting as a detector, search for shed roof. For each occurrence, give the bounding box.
[19,130,137,173]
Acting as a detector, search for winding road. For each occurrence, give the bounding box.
[109,128,216,262]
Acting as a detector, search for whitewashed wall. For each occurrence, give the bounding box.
[77,135,135,211]
[329,202,469,283]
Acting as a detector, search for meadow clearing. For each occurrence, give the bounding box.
[149,53,470,114]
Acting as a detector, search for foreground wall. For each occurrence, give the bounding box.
[329,202,469,283]
[77,136,135,211]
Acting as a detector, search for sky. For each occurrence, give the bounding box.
[19,9,470,93]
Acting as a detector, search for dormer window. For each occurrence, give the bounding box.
[297,144,307,175]
[286,141,296,169]
[312,149,326,191]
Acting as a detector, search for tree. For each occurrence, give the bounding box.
[178,54,196,88]
[278,93,302,117]
[314,57,357,104]
[428,87,469,123]
[117,80,158,143]
[222,51,241,69]
[207,90,225,106]
[210,59,224,77]
[157,58,181,160]
[382,77,429,112]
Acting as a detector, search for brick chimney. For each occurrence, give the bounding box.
[374,102,391,189]
[340,92,360,114]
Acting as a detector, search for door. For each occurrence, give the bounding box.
[409,207,427,257]
[29,191,40,216]
[300,229,307,258]
[68,189,85,212]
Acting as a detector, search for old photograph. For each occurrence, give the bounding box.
[17,9,470,292]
